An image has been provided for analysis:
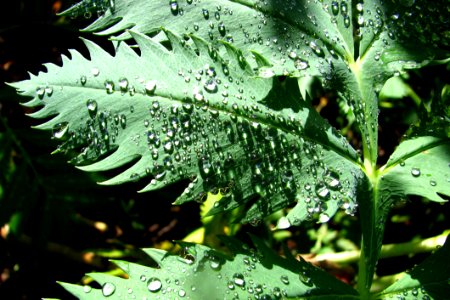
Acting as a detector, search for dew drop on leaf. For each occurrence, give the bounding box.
[169,0,179,15]
[104,80,115,94]
[80,75,87,85]
[83,285,92,293]
[52,122,69,139]
[119,77,129,91]
[102,282,116,297]
[147,277,162,292]
[331,1,339,15]
[430,180,437,186]
[319,213,330,223]
[233,273,245,287]
[280,275,289,285]
[91,68,100,77]
[86,99,98,118]
[218,22,226,36]
[411,168,421,177]
[204,78,218,93]
[36,87,45,99]
[145,80,157,95]
[202,8,209,19]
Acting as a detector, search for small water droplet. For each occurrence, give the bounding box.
[102,282,116,297]
[430,180,437,186]
[280,275,289,285]
[119,77,129,91]
[91,68,100,77]
[83,285,92,293]
[202,8,210,19]
[104,80,115,94]
[218,22,226,36]
[80,75,87,85]
[411,168,421,177]
[145,80,157,95]
[148,277,162,292]
[86,99,98,118]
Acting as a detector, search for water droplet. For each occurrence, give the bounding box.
[140,275,147,282]
[316,183,330,199]
[233,273,245,287]
[202,9,210,19]
[430,180,437,186]
[319,213,330,223]
[91,68,100,77]
[170,0,179,15]
[145,80,157,95]
[52,122,69,139]
[119,77,129,91]
[178,289,186,297]
[80,75,87,85]
[214,11,220,20]
[309,41,324,57]
[343,15,350,28]
[280,275,289,285]
[36,87,45,99]
[102,282,116,297]
[148,277,162,292]
[218,22,226,36]
[86,99,98,118]
[295,59,309,70]
[104,80,115,94]
[45,86,53,96]
[411,168,421,177]
[331,1,339,15]
[83,285,92,293]
[204,78,218,93]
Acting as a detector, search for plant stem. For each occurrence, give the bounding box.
[310,231,449,264]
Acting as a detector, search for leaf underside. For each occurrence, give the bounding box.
[60,235,358,299]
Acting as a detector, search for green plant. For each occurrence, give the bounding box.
[9,0,450,299]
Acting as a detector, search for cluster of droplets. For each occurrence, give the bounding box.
[65,0,115,19]
[164,0,349,80]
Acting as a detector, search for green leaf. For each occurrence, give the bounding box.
[62,0,449,163]
[377,235,450,300]
[59,236,358,299]
[11,30,363,224]
[380,136,450,204]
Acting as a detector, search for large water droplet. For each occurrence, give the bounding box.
[331,1,339,15]
[233,273,245,287]
[170,0,179,15]
[102,282,116,297]
[204,78,218,93]
[148,277,162,292]
[53,122,69,139]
